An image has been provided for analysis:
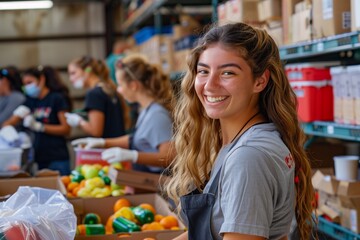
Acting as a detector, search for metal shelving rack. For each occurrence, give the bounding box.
[120,0,215,35]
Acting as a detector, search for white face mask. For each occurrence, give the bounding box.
[73,77,85,89]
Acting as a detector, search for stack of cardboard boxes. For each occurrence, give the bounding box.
[313,170,360,233]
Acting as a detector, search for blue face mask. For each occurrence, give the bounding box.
[24,82,41,98]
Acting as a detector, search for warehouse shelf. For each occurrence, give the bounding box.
[280,31,360,64]
[317,216,360,240]
[120,0,214,35]
[303,121,360,142]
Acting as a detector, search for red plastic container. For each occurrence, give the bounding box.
[286,64,334,122]
[75,148,108,166]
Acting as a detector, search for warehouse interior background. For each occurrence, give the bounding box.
[1,0,360,238]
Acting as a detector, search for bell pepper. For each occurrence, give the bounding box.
[77,224,105,236]
[113,217,141,233]
[71,170,85,183]
[83,213,101,225]
[132,206,154,225]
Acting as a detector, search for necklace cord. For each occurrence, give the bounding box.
[230,112,260,143]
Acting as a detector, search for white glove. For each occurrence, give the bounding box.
[71,137,105,149]
[65,112,83,127]
[13,105,31,119]
[0,126,19,143]
[101,147,138,164]
[23,115,44,132]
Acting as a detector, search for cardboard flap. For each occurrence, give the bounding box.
[337,181,360,196]
[312,170,339,194]
[108,167,168,191]
[0,176,66,197]
[319,204,341,223]
[339,195,360,209]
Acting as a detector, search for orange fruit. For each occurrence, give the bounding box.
[79,180,86,188]
[139,203,156,215]
[66,192,74,198]
[106,214,115,233]
[113,198,131,213]
[61,175,71,187]
[67,182,79,192]
[154,214,164,222]
[143,238,156,240]
[72,186,81,197]
[171,226,180,230]
[141,222,165,231]
[159,215,179,229]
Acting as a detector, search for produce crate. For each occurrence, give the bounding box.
[318,216,360,240]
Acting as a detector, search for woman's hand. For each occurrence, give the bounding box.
[65,112,84,127]
[71,137,105,149]
[101,147,138,163]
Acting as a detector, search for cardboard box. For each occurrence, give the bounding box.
[282,0,306,44]
[226,0,259,23]
[0,176,66,198]
[351,0,360,31]
[313,0,351,38]
[75,230,184,240]
[258,0,281,22]
[337,181,360,209]
[291,8,312,43]
[264,21,283,46]
[108,167,167,192]
[173,49,191,72]
[312,170,339,195]
[312,170,341,214]
[341,207,360,234]
[70,193,185,240]
[319,204,341,223]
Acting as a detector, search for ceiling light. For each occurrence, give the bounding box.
[0,1,53,10]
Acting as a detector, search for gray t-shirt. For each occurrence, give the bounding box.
[0,91,25,125]
[132,102,172,171]
[203,123,295,240]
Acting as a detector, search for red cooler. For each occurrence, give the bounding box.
[286,64,334,122]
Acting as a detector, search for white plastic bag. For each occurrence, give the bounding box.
[0,186,76,240]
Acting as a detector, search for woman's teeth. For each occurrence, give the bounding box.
[206,96,226,103]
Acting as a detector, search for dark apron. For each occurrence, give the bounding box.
[180,137,240,240]
[180,169,221,240]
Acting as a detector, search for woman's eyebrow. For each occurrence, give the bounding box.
[197,62,242,70]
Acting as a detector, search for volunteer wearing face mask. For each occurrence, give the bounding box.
[2,66,72,175]
[65,56,129,138]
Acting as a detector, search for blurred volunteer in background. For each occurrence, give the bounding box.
[72,54,175,173]
[2,66,72,175]
[66,56,129,138]
[0,66,25,126]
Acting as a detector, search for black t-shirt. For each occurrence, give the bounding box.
[84,86,126,138]
[25,92,70,163]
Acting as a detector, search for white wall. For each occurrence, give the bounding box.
[0,2,107,69]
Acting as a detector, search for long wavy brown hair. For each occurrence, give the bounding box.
[164,22,315,240]
[117,54,174,113]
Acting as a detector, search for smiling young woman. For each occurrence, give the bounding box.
[165,22,315,240]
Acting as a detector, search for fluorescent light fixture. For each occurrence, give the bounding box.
[0,1,53,10]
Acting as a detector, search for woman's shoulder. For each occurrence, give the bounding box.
[151,102,169,113]
[9,91,25,101]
